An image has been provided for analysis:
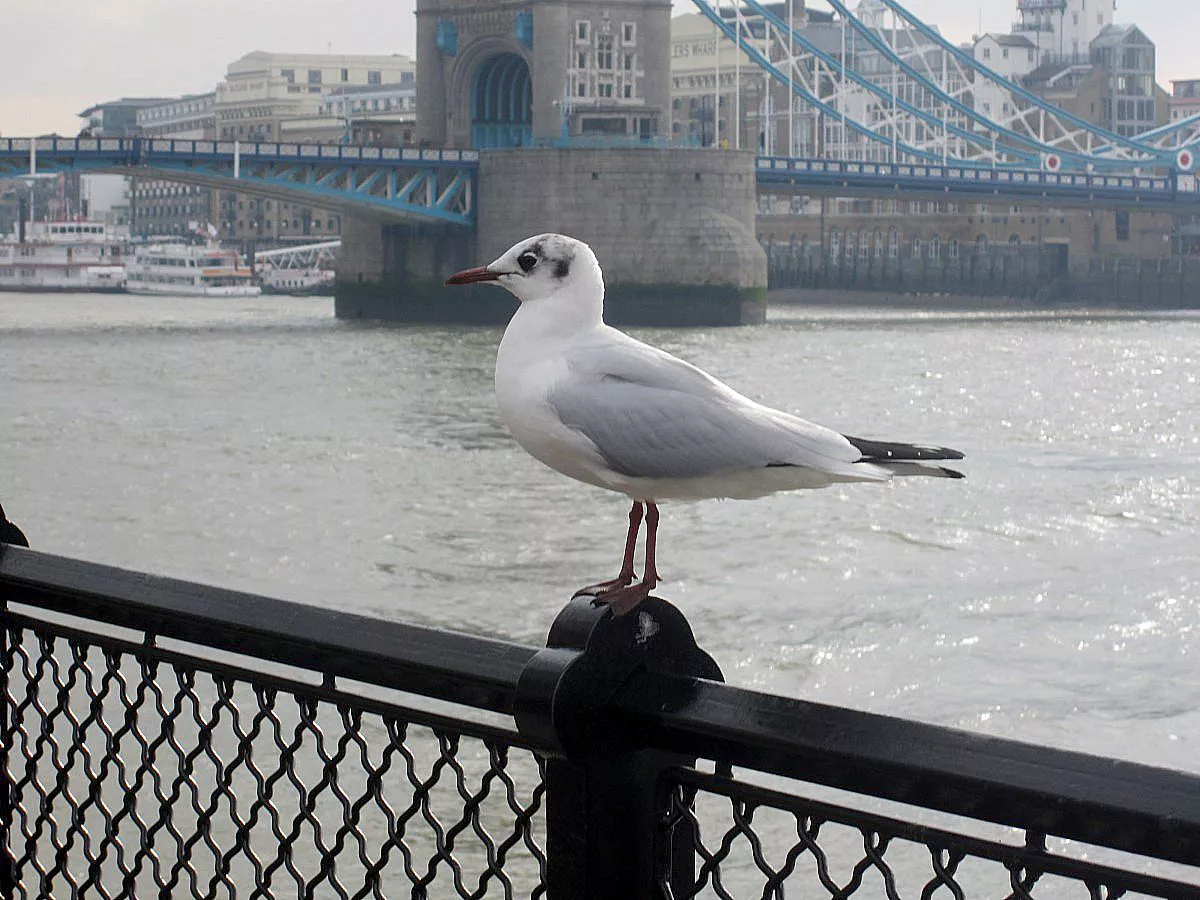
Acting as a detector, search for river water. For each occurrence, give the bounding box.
[1,291,1197,783]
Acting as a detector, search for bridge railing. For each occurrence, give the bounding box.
[757,156,1178,194]
[0,137,479,167]
[2,545,1199,898]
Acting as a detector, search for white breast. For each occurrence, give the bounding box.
[495,336,618,493]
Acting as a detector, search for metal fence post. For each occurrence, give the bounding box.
[0,549,15,899]
[515,596,723,900]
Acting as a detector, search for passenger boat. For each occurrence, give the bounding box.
[125,243,261,297]
[258,265,335,296]
[0,220,128,292]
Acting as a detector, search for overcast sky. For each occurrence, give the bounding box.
[2,0,1194,137]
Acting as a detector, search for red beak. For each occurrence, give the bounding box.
[445,266,501,286]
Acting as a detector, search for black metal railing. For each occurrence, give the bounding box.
[2,544,1199,899]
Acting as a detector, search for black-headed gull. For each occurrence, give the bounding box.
[446,234,964,615]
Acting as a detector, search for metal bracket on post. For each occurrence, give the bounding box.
[515,596,723,900]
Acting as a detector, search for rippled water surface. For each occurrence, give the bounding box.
[2,292,1197,774]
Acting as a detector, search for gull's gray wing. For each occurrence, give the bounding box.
[547,335,860,480]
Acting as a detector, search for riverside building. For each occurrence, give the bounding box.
[214,51,415,245]
[132,93,218,239]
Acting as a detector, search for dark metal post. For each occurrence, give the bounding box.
[0,547,16,897]
[515,597,723,900]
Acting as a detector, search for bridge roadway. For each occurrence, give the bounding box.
[3,137,1200,225]
[0,137,478,227]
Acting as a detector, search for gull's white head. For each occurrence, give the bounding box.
[445,233,603,309]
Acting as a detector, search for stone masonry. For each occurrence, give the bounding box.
[335,147,768,325]
[416,0,672,147]
[476,146,766,324]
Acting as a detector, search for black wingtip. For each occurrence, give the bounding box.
[845,435,965,463]
[940,467,966,480]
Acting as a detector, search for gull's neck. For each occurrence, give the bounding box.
[508,279,604,343]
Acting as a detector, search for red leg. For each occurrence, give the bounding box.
[642,502,660,589]
[572,502,643,599]
[617,502,644,584]
[593,501,662,617]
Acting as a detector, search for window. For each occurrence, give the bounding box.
[368,70,381,85]
[577,20,590,41]
[948,239,959,259]
[308,69,322,84]
[623,52,634,71]
[1002,48,1009,59]
[341,68,349,82]
[578,52,587,69]
[929,236,941,259]
[281,69,295,83]
[622,22,636,44]
[982,47,991,60]
[598,36,614,70]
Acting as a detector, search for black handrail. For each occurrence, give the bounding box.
[3,544,1199,898]
[615,671,1200,866]
[0,546,534,714]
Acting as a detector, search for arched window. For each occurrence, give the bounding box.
[873,228,883,258]
[912,235,923,258]
[844,228,855,260]
[929,235,941,260]
[858,227,869,259]
[888,227,899,259]
[948,238,959,259]
[829,229,840,259]
[976,234,989,254]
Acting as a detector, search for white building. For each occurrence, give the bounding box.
[214,51,414,245]
[1013,0,1114,63]
[215,51,415,142]
[1170,79,1200,121]
[79,175,129,224]
[281,79,417,146]
[972,33,1039,125]
[137,93,216,139]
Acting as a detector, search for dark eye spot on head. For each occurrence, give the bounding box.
[553,258,571,279]
[517,251,538,273]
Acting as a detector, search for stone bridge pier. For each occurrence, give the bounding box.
[334,147,767,326]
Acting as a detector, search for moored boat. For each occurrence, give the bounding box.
[258,265,335,296]
[0,220,128,293]
[126,243,261,297]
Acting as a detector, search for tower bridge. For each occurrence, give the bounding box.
[5,0,1198,323]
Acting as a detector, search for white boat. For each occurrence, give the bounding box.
[125,243,261,297]
[0,220,128,293]
[258,265,335,296]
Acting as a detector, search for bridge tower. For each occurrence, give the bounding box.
[415,0,671,148]
[336,0,765,325]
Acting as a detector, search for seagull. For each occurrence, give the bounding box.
[446,234,964,615]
